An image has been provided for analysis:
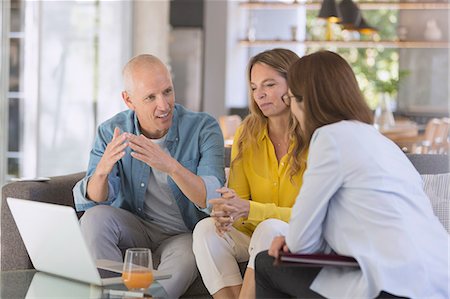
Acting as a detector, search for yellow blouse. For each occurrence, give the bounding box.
[228,125,305,236]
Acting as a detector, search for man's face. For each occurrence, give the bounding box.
[122,63,175,139]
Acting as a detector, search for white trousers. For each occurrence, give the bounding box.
[192,217,288,295]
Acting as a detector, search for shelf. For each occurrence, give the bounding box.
[240,1,450,10]
[238,39,450,48]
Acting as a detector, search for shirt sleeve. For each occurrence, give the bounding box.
[72,125,121,211]
[286,129,344,253]
[196,116,226,213]
[247,201,292,224]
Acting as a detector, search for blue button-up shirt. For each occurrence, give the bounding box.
[73,104,225,230]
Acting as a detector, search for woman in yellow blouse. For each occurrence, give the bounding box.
[192,48,306,299]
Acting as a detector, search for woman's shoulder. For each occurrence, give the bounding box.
[311,121,375,149]
[316,120,373,135]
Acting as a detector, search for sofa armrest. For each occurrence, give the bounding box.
[1,172,85,271]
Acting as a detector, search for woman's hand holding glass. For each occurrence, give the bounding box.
[210,187,250,236]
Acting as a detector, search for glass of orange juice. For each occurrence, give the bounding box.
[122,248,154,292]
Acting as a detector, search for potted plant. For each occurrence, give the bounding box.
[373,69,410,130]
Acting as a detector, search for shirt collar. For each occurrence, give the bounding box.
[258,124,269,142]
[133,112,142,136]
[165,104,179,143]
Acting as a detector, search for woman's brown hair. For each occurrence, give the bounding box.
[233,48,304,180]
[288,50,374,156]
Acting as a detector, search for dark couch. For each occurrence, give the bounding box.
[1,147,233,298]
[1,153,449,298]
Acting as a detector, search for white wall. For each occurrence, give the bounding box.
[132,0,170,63]
[224,3,307,110]
[224,1,249,109]
[29,1,132,177]
[24,0,171,177]
[203,0,228,119]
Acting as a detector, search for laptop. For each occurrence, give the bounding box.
[7,197,171,286]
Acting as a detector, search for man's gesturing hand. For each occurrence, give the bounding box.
[128,134,178,174]
[95,127,129,176]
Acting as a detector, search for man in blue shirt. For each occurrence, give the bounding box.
[73,54,225,297]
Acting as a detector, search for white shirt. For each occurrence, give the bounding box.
[287,121,449,298]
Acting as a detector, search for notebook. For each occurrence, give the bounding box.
[7,197,171,286]
[278,252,359,267]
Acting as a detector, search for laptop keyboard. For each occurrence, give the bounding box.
[97,268,122,279]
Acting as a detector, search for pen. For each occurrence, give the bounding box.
[104,289,145,298]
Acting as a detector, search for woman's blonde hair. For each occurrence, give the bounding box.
[288,50,374,157]
[233,48,304,180]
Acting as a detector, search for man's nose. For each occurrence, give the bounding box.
[156,95,170,110]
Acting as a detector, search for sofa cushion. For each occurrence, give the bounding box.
[421,173,450,233]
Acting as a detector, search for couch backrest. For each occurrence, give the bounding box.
[1,153,448,271]
[406,154,450,174]
[408,154,450,234]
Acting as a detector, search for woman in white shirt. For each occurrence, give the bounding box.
[255,50,449,299]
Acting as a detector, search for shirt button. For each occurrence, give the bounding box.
[273,182,277,186]
[140,183,145,187]
[138,208,142,211]
[281,162,285,166]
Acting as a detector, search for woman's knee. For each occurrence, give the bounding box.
[253,219,288,238]
[192,218,217,251]
[251,219,288,249]
[248,219,288,268]
[193,218,216,240]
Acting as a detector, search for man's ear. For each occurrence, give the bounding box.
[122,91,135,110]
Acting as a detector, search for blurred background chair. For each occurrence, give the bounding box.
[396,118,450,154]
[219,115,242,146]
[431,118,450,154]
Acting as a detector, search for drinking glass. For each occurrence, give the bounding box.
[122,248,154,291]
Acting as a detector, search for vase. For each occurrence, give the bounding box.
[424,19,442,41]
[374,93,395,130]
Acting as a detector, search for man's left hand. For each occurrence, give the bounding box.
[128,134,178,174]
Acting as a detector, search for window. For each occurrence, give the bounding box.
[1,0,131,185]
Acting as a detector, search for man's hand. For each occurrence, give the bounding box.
[87,127,129,202]
[95,127,129,177]
[128,134,179,174]
[268,236,290,259]
[210,187,250,235]
[128,133,209,208]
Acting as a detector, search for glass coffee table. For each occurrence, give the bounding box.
[1,270,168,298]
